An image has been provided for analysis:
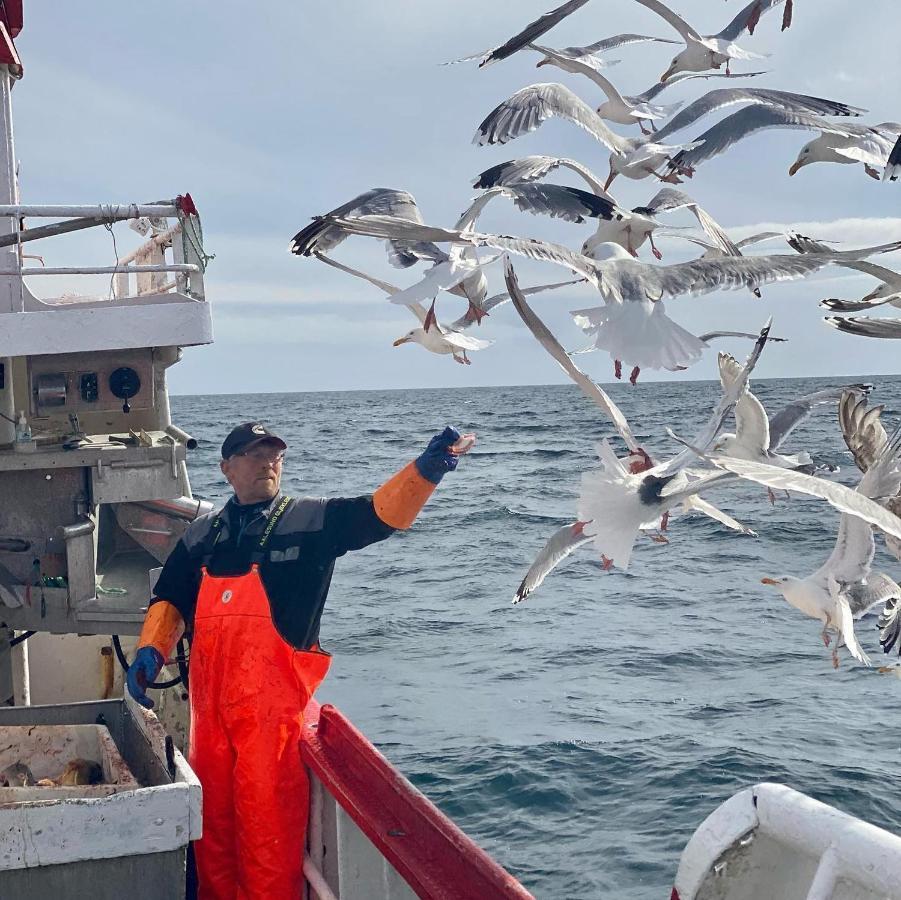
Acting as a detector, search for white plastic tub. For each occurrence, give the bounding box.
[0,723,139,802]
[0,698,200,899]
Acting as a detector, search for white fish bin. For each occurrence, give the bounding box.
[673,782,901,900]
[0,698,200,900]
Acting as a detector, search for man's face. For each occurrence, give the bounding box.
[220,439,285,504]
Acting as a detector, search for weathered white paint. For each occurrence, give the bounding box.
[674,787,759,898]
[0,298,212,356]
[0,782,193,870]
[673,783,901,900]
[0,68,21,317]
[16,635,120,706]
[125,695,202,840]
[332,802,418,900]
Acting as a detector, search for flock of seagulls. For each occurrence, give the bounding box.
[292,0,901,669]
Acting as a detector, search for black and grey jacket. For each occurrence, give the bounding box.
[150,492,394,649]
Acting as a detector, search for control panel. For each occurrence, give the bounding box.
[27,350,154,416]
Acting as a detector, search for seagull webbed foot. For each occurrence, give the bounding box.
[614,359,623,380]
[865,164,880,180]
[629,366,641,385]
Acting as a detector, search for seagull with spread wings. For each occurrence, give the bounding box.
[473,157,737,259]
[838,392,901,563]
[789,122,901,181]
[474,81,862,188]
[321,213,901,384]
[633,0,787,82]
[713,352,871,500]
[314,249,582,364]
[756,412,901,668]
[503,257,763,602]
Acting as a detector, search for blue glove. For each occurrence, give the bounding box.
[126,646,165,709]
[414,426,461,484]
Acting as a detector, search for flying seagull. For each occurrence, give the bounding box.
[789,122,901,181]
[474,82,861,189]
[321,214,901,383]
[504,257,763,601]
[633,0,787,81]
[758,415,901,668]
[666,106,860,180]
[838,392,901,562]
[713,353,871,501]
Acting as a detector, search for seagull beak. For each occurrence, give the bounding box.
[760,577,781,586]
[788,160,803,177]
[659,64,676,83]
[392,336,411,347]
[604,168,617,191]
[861,287,882,302]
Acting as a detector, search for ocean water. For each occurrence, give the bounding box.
[172,377,901,899]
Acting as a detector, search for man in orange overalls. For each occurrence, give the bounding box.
[126,421,462,899]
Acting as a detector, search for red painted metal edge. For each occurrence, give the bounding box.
[0,1,22,38]
[301,700,534,900]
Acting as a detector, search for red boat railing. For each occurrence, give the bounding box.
[301,700,535,900]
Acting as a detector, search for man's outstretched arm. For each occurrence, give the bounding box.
[326,426,466,555]
[373,426,462,529]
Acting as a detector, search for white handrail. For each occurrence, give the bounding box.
[303,855,339,900]
[0,264,199,275]
[0,204,179,217]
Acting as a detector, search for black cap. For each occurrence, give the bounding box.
[221,422,287,460]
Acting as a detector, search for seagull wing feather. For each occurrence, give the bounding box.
[505,256,639,451]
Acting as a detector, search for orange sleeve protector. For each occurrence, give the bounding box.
[137,600,185,661]
[372,461,438,530]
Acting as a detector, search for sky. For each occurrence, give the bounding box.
[12,1,901,394]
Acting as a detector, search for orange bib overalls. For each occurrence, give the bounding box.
[189,497,331,899]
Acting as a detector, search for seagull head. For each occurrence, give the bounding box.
[392,328,422,348]
[862,282,896,303]
[761,575,806,603]
[788,142,815,176]
[584,242,632,263]
[712,433,737,454]
[659,62,678,83]
[659,46,703,84]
